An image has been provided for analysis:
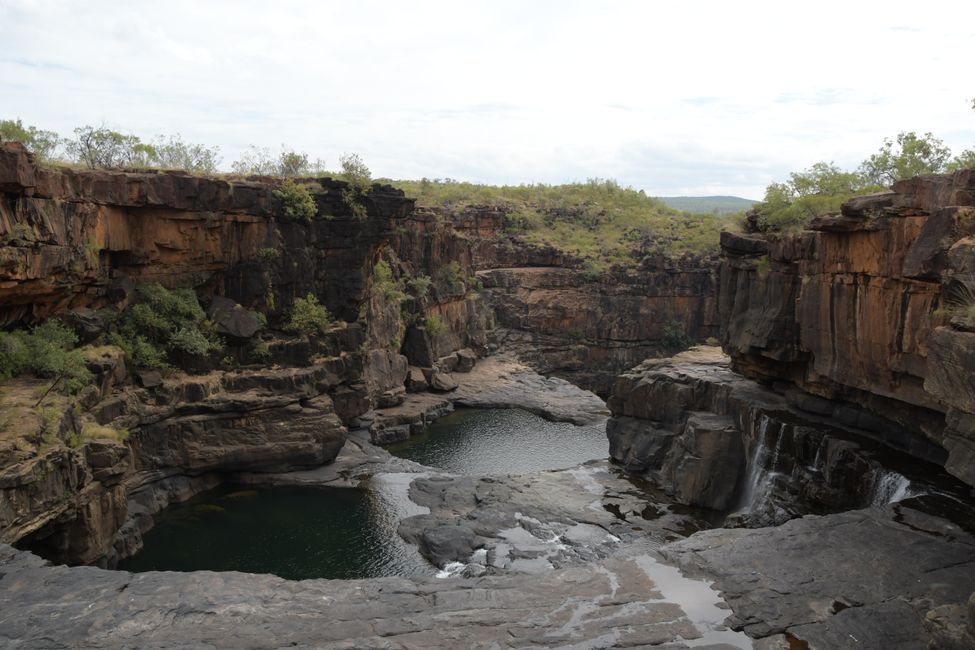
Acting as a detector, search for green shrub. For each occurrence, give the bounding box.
[0,320,92,394]
[274,179,317,222]
[408,275,432,298]
[340,153,371,220]
[110,283,220,369]
[373,260,407,303]
[439,261,463,286]
[169,327,217,357]
[425,314,446,336]
[287,294,332,335]
[661,321,691,352]
[257,247,281,265]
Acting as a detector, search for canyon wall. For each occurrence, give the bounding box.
[387,204,718,394]
[607,170,975,518]
[0,143,414,565]
[720,171,975,487]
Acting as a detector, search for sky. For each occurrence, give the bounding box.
[1,0,973,199]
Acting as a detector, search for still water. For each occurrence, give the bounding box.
[119,477,433,579]
[120,408,608,579]
[387,408,608,474]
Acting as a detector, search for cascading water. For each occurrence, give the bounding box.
[737,414,786,514]
[869,470,913,506]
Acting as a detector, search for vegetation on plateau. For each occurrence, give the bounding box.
[388,178,725,270]
[273,179,318,222]
[752,100,975,232]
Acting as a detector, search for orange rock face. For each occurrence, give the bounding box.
[720,171,975,486]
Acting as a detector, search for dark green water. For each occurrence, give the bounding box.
[386,408,608,474]
[121,408,608,579]
[119,477,433,579]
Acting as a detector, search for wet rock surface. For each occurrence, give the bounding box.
[0,541,739,650]
[663,502,975,647]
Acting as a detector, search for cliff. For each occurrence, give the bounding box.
[720,170,975,487]
[0,142,412,564]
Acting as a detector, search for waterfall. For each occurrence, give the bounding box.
[870,470,913,506]
[737,414,784,513]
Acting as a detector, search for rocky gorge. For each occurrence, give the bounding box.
[1,141,974,649]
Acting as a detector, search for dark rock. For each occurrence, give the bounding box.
[63,307,109,343]
[606,416,675,472]
[405,366,428,392]
[206,296,262,340]
[455,348,477,373]
[135,370,163,389]
[428,370,458,392]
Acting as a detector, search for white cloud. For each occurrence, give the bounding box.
[2,0,973,198]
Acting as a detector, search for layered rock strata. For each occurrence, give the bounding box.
[720,171,975,487]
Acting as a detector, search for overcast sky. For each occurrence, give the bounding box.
[2,0,973,198]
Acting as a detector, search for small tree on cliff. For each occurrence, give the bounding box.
[858,131,953,186]
[339,153,371,219]
[0,118,62,161]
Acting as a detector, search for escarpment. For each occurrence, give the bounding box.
[607,170,975,528]
[385,203,719,395]
[0,142,720,565]
[0,142,422,565]
[720,170,975,487]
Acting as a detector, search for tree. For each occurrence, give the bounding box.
[150,134,221,173]
[0,118,62,161]
[232,145,319,176]
[67,125,150,169]
[278,149,309,176]
[339,153,372,219]
[859,131,952,186]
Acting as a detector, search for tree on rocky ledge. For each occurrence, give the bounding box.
[859,131,953,186]
[0,118,61,161]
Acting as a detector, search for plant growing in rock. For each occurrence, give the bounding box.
[107,283,221,369]
[340,153,371,220]
[287,294,332,335]
[273,179,318,222]
[425,314,446,336]
[661,321,691,352]
[407,275,432,299]
[438,261,463,286]
[373,260,407,303]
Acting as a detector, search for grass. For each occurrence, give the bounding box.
[385,178,725,269]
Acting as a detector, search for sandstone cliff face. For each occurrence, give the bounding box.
[0,144,417,564]
[720,171,975,487]
[0,141,412,326]
[387,204,718,394]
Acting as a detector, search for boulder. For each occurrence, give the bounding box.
[206,297,262,341]
[455,348,476,373]
[427,370,458,393]
[405,366,428,393]
[135,370,163,389]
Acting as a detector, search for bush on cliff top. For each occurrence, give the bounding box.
[273,179,318,222]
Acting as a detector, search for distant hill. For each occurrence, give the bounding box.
[656,195,757,215]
